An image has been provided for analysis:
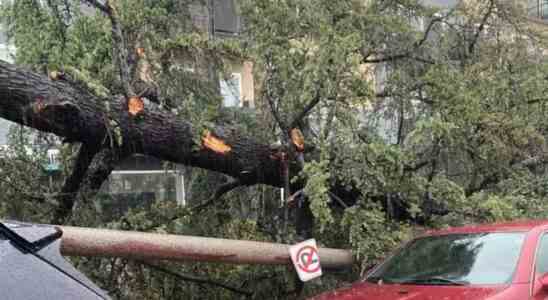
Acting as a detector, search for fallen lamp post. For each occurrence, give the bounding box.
[57,226,354,269]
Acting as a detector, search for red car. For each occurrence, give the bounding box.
[311,220,548,300]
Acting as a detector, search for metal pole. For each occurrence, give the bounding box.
[57,226,354,269]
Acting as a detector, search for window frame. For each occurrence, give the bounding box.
[220,72,242,108]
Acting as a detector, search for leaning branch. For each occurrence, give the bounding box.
[263,54,287,132]
[467,0,495,56]
[289,84,321,130]
[52,146,119,224]
[81,0,134,96]
[51,145,98,224]
[362,13,446,65]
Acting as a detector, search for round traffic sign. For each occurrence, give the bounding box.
[296,245,321,273]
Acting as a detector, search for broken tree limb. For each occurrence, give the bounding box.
[57,226,354,269]
[0,60,287,188]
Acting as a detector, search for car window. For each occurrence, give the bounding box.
[536,233,548,274]
[367,232,526,285]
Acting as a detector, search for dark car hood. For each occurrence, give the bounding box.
[0,221,109,299]
[309,281,508,300]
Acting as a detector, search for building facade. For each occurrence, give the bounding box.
[189,0,255,108]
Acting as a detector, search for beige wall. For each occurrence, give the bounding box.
[227,60,255,108]
[241,61,255,107]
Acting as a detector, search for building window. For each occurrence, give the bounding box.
[220,73,242,107]
[47,149,59,166]
[45,149,61,173]
[190,6,209,31]
[214,0,240,35]
[0,42,15,63]
[529,0,548,20]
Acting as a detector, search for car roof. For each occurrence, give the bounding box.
[423,219,548,236]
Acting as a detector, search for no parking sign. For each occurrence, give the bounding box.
[289,239,322,282]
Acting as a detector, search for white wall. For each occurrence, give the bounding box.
[0,24,15,63]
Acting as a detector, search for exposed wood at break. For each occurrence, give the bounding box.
[290,128,305,152]
[127,96,144,116]
[202,130,232,154]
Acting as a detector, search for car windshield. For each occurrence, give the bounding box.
[367,232,526,285]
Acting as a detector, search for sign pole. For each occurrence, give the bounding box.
[57,226,354,268]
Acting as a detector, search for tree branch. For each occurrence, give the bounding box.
[263,54,287,132]
[52,146,118,224]
[81,0,134,96]
[527,97,548,105]
[51,145,98,224]
[468,0,495,56]
[465,154,548,196]
[289,86,321,130]
[139,261,253,297]
[362,14,446,65]
[192,178,242,211]
[81,0,109,15]
[0,60,289,188]
[328,191,349,209]
[404,160,430,172]
[0,176,46,203]
[363,54,434,64]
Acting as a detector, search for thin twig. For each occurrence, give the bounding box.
[263,54,287,132]
[140,261,253,297]
[468,0,495,56]
[362,11,451,64]
[192,179,242,211]
[404,160,430,172]
[328,191,349,209]
[0,176,45,203]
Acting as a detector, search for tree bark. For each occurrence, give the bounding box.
[0,60,289,189]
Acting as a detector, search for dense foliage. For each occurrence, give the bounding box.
[1,0,547,298]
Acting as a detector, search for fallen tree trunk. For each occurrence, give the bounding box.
[58,226,354,268]
[0,60,288,188]
[0,60,369,236]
